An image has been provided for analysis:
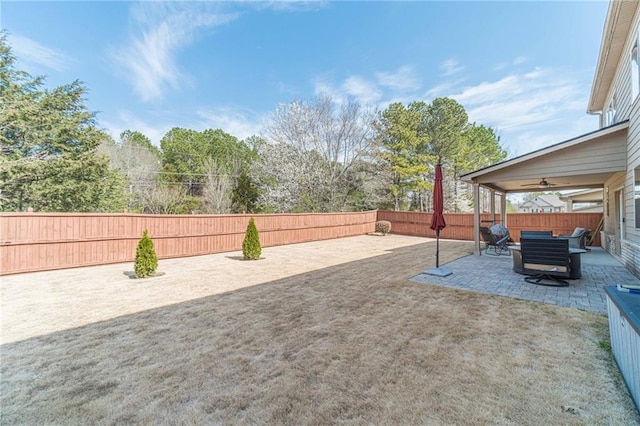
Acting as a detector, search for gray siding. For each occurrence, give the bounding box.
[627,98,640,246]
[602,8,639,124]
[479,131,627,183]
[600,5,640,271]
[604,172,626,254]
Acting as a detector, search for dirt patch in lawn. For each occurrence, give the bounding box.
[1,235,638,424]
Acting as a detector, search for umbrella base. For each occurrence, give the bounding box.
[422,267,452,277]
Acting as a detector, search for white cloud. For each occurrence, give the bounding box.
[196,107,266,140]
[425,79,465,99]
[451,68,580,128]
[313,75,381,106]
[376,66,420,91]
[310,63,597,157]
[110,3,239,102]
[276,81,300,96]
[100,111,170,147]
[254,1,328,12]
[8,34,69,72]
[313,78,343,102]
[440,58,463,76]
[341,76,382,105]
[513,56,526,65]
[445,67,598,155]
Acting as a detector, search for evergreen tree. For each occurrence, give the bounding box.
[374,102,430,211]
[0,33,126,212]
[242,218,262,260]
[375,98,506,212]
[232,170,260,213]
[134,229,158,278]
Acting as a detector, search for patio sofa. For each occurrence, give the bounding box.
[557,227,590,250]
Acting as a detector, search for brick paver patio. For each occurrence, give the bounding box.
[412,247,640,313]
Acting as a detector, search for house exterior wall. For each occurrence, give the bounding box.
[603,172,626,254]
[518,199,565,213]
[571,204,603,213]
[598,3,640,276]
[625,99,640,276]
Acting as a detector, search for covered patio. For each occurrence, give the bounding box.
[412,246,638,313]
[460,121,629,256]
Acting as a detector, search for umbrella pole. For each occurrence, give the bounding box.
[435,229,440,268]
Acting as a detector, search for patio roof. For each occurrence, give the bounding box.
[560,188,604,204]
[460,120,629,193]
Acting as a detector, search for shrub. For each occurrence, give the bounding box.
[375,220,391,235]
[134,229,158,278]
[242,218,262,260]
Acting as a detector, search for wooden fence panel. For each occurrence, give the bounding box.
[377,211,501,241]
[0,210,603,275]
[378,210,602,246]
[0,211,378,275]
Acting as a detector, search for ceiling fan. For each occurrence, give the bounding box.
[520,178,567,189]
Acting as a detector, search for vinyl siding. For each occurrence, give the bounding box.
[624,97,640,273]
[625,11,640,251]
[627,98,640,246]
[604,172,626,242]
[599,4,640,272]
[478,131,627,183]
[601,8,640,125]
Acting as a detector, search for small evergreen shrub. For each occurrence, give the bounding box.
[375,220,391,235]
[242,218,262,260]
[134,229,158,278]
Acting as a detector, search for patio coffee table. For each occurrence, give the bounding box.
[510,244,587,279]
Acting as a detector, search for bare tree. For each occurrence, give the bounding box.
[251,142,309,212]
[201,159,233,214]
[137,184,191,214]
[265,95,377,212]
[98,131,161,211]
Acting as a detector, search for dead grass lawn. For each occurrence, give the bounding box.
[1,236,638,425]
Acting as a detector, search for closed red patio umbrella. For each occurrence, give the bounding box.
[425,163,451,277]
[430,163,446,266]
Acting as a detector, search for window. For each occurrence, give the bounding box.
[633,36,640,100]
[635,167,640,229]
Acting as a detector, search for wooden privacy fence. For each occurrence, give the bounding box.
[1,210,603,275]
[378,210,603,246]
[0,211,377,275]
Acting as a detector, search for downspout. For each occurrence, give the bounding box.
[587,110,603,128]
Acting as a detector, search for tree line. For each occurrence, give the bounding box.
[0,35,507,214]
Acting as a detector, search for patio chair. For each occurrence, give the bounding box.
[520,238,571,286]
[480,226,511,256]
[489,224,514,243]
[557,227,589,250]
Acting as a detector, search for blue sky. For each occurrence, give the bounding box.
[2,1,609,157]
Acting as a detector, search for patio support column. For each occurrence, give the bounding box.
[473,183,481,255]
[490,189,496,224]
[500,192,507,227]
